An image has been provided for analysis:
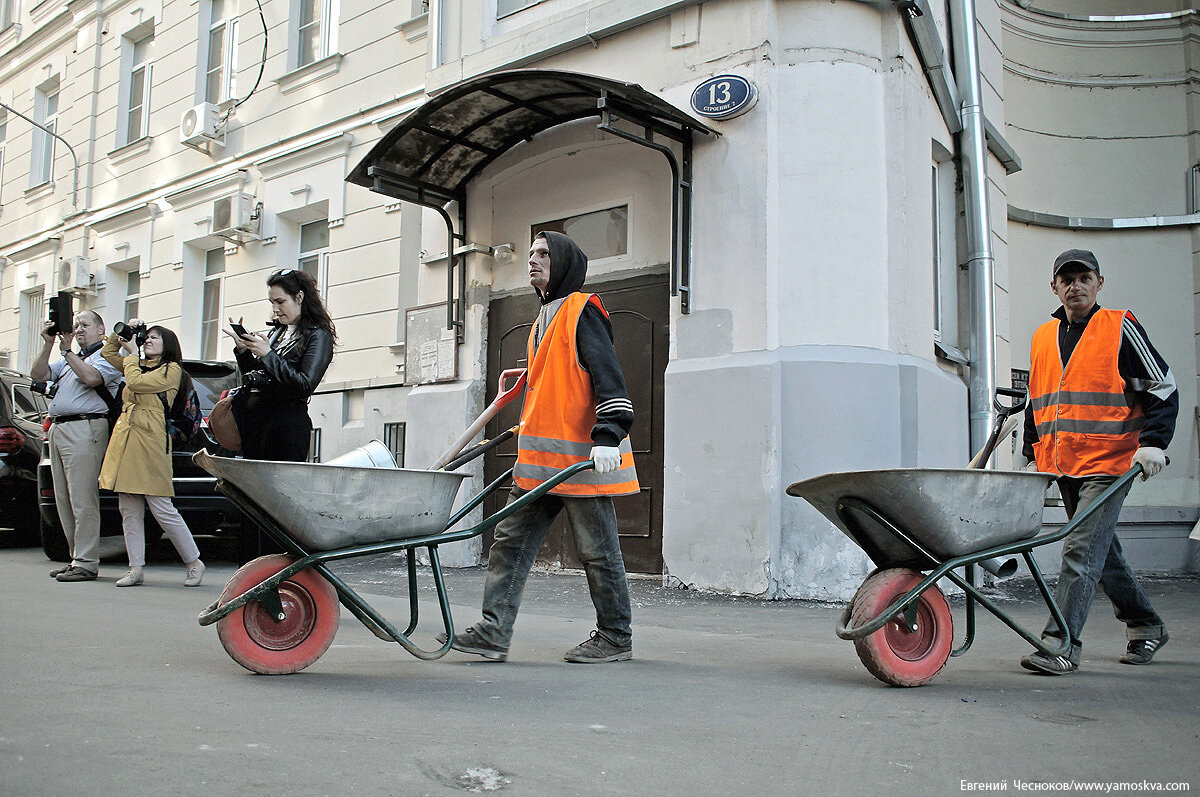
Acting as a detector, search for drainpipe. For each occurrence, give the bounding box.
[949,0,996,457]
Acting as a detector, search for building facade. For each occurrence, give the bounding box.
[0,0,1195,598]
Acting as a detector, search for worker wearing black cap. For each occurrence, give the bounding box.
[1020,249,1177,674]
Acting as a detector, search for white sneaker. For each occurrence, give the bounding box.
[116,568,144,587]
[184,561,205,587]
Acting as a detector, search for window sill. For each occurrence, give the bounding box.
[24,181,54,201]
[398,12,428,42]
[30,1,66,26]
[107,136,153,165]
[0,23,21,53]
[275,53,344,95]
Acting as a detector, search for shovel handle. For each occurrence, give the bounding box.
[993,386,1028,419]
[496,368,527,409]
[429,369,528,469]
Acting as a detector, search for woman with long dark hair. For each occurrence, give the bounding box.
[99,322,205,587]
[225,268,335,560]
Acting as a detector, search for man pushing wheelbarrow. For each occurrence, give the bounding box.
[439,230,640,664]
[1019,249,1178,675]
[787,248,1178,687]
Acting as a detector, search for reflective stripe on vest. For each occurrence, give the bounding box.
[1029,308,1143,477]
[513,292,640,497]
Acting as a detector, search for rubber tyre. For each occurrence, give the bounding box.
[850,567,953,687]
[215,554,340,675]
[40,514,69,562]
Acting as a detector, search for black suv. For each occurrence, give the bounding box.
[38,359,243,561]
[1,368,50,542]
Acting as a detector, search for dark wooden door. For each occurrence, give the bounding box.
[483,275,667,573]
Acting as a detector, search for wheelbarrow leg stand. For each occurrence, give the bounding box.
[950,564,978,658]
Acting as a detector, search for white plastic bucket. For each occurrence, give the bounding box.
[326,439,398,469]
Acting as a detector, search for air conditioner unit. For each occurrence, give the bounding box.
[58,256,94,294]
[180,102,221,146]
[213,193,260,241]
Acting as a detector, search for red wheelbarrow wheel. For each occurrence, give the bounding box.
[850,567,953,687]
[216,554,340,675]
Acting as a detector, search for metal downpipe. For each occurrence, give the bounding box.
[950,0,997,456]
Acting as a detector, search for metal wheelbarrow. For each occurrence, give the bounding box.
[194,369,594,675]
[786,389,1149,687]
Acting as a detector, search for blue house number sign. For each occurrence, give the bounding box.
[690,75,757,120]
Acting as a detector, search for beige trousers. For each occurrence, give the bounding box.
[48,418,109,572]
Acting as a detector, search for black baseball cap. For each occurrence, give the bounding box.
[1053,249,1100,277]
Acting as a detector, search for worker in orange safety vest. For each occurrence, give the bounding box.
[1019,249,1177,675]
[440,231,638,664]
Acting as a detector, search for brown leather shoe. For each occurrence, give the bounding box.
[56,566,98,582]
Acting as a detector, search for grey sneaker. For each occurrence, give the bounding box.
[55,566,98,582]
[1119,631,1168,665]
[564,631,632,664]
[436,626,508,662]
[49,566,70,578]
[1020,649,1078,675]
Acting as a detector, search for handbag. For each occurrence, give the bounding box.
[208,389,242,451]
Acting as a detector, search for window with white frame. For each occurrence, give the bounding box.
[497,0,539,18]
[931,145,960,350]
[203,0,238,105]
[20,289,45,372]
[293,0,338,69]
[119,31,154,147]
[30,79,58,187]
[532,205,628,261]
[201,247,225,360]
[0,112,7,207]
[297,218,328,285]
[124,270,141,321]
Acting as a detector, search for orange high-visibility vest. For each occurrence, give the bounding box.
[1029,308,1144,477]
[513,292,639,497]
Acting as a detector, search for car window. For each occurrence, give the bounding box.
[185,365,239,413]
[11,383,47,419]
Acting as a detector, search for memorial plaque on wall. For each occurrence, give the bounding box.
[404,302,458,385]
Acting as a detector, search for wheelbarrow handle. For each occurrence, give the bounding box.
[441,425,518,471]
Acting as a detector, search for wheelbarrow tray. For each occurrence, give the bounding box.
[786,468,1055,569]
[195,450,469,551]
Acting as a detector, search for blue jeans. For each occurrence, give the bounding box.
[475,488,632,649]
[1043,475,1164,650]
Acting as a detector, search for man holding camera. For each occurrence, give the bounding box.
[30,310,123,582]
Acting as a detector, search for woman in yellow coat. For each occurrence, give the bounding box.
[99,322,204,588]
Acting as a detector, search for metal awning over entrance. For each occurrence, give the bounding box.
[346,69,716,337]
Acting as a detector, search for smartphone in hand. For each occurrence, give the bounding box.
[230,322,250,338]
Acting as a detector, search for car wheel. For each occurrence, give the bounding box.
[40,514,70,562]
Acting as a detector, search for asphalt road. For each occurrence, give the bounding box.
[0,543,1197,796]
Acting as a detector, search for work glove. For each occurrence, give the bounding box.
[589,445,622,474]
[1132,446,1167,480]
[1024,461,1040,473]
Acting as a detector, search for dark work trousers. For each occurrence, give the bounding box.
[237,393,313,564]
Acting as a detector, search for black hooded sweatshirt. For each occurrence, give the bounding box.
[531,231,635,449]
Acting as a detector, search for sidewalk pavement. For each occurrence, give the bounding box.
[1,546,1196,796]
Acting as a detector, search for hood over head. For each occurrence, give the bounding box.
[536,231,588,303]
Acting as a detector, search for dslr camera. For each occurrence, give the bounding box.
[114,321,148,346]
[30,379,56,398]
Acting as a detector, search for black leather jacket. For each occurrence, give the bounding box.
[235,323,333,400]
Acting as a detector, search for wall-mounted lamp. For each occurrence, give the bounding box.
[490,243,515,263]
